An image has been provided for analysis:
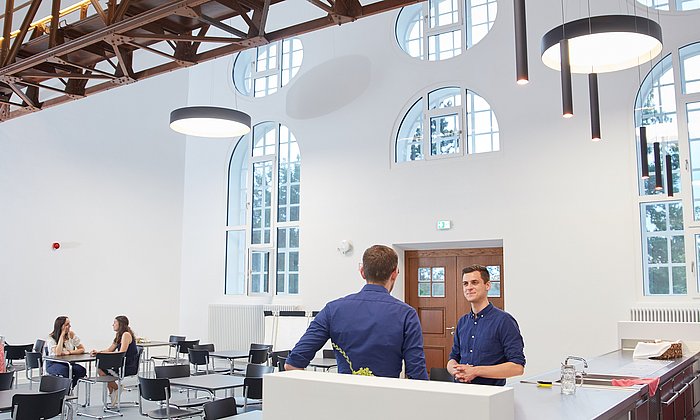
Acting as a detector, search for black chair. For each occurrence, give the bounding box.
[4,343,33,388]
[40,374,75,419]
[192,345,228,373]
[277,356,287,372]
[247,349,269,365]
[150,335,185,366]
[34,339,46,354]
[203,396,237,419]
[322,349,334,359]
[0,371,14,390]
[24,350,43,389]
[78,352,126,417]
[172,340,199,365]
[11,389,65,420]
[188,349,211,375]
[119,346,144,407]
[241,362,272,409]
[245,363,273,379]
[138,377,201,419]
[154,365,210,408]
[429,367,454,382]
[270,350,289,371]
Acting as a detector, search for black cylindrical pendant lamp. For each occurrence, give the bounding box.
[653,142,663,190]
[589,73,600,141]
[665,154,674,197]
[560,39,573,118]
[514,0,529,85]
[640,126,649,179]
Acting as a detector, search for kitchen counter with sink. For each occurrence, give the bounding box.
[512,348,699,420]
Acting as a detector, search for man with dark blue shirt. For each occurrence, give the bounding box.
[447,265,525,386]
[285,245,428,380]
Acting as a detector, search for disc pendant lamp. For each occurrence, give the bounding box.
[170,106,251,138]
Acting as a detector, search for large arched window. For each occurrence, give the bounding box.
[637,0,700,11]
[636,41,700,296]
[226,122,301,295]
[232,38,303,97]
[396,0,497,61]
[395,86,499,163]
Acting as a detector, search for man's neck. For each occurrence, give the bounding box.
[470,299,489,315]
[366,281,391,292]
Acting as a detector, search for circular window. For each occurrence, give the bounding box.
[232,38,304,97]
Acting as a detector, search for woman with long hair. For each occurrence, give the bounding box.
[91,316,139,406]
[46,316,87,387]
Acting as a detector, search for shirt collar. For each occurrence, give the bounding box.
[362,283,390,294]
[469,302,494,318]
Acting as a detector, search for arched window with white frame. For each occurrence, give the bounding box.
[637,0,700,11]
[226,122,301,296]
[232,38,304,97]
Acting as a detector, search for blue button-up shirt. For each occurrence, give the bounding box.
[449,303,525,386]
[286,284,428,380]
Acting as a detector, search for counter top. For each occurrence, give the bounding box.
[513,349,699,420]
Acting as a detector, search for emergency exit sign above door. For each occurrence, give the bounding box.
[437,220,452,230]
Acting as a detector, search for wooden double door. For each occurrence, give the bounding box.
[405,248,504,374]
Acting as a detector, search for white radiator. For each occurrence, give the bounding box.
[630,307,700,323]
[208,304,301,351]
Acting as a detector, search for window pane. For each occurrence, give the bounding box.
[432,282,445,297]
[278,126,301,223]
[225,230,246,295]
[466,90,499,154]
[647,237,668,264]
[432,267,445,280]
[396,99,424,163]
[227,136,250,226]
[252,161,273,245]
[250,251,270,294]
[686,102,700,220]
[419,267,431,282]
[641,201,686,295]
[430,113,460,156]
[486,265,501,282]
[681,43,700,94]
[672,267,687,294]
[276,227,300,295]
[695,234,700,291]
[644,203,667,232]
[648,267,669,294]
[487,281,501,297]
[418,283,431,297]
[671,236,686,263]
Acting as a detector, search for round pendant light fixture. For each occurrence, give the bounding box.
[541,15,662,74]
[170,106,251,138]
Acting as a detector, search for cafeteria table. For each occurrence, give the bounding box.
[169,374,246,399]
[221,410,263,419]
[210,350,250,374]
[308,358,337,371]
[136,340,171,372]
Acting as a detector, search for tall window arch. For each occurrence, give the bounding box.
[232,38,303,97]
[637,0,700,11]
[395,0,497,61]
[395,86,499,163]
[636,41,700,296]
[226,122,301,295]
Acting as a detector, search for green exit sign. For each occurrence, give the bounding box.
[437,220,452,230]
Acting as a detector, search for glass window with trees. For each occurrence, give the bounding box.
[395,87,499,163]
[638,0,700,10]
[226,122,301,295]
[395,0,497,61]
[636,42,700,296]
[232,38,303,97]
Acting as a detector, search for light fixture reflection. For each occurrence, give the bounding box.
[170,106,251,138]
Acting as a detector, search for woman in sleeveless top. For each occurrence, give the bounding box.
[90,315,139,405]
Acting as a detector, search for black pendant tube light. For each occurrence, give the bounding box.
[653,142,663,190]
[560,39,573,118]
[588,73,600,141]
[640,127,649,179]
[513,0,529,85]
[665,154,674,197]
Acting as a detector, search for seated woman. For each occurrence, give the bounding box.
[91,316,139,406]
[46,316,87,388]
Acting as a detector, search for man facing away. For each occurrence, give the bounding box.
[285,244,428,380]
[447,265,525,385]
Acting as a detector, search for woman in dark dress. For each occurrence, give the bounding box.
[91,315,139,406]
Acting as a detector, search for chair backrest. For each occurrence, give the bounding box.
[131,346,144,376]
[188,349,209,366]
[177,339,200,355]
[96,351,126,375]
[11,389,65,420]
[203,396,237,419]
[24,351,42,369]
[250,343,273,352]
[193,343,215,352]
[155,364,191,379]
[322,349,335,359]
[168,335,186,344]
[429,367,454,382]
[270,350,290,368]
[33,339,45,354]
[0,371,14,390]
[138,377,171,402]
[245,363,274,378]
[4,344,33,361]
[39,374,72,396]
[277,356,287,372]
[243,377,263,400]
[248,348,269,365]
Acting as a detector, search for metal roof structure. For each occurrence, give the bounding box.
[0,0,420,121]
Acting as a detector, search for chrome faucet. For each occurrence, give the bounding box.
[564,356,588,374]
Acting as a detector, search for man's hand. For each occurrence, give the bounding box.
[452,364,480,383]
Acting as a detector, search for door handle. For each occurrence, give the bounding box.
[446,326,455,336]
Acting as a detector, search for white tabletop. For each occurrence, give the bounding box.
[169,374,245,392]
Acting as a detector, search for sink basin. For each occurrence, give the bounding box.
[556,373,641,387]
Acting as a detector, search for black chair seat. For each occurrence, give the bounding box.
[170,396,212,408]
[144,406,201,419]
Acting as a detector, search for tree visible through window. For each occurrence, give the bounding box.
[232,38,303,97]
[226,122,301,295]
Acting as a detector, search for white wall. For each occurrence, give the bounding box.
[0,71,188,348]
[179,0,700,376]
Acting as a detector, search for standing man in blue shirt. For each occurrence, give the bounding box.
[447,265,525,386]
[285,245,428,380]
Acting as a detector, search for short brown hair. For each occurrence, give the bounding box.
[362,245,398,283]
[462,265,490,283]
